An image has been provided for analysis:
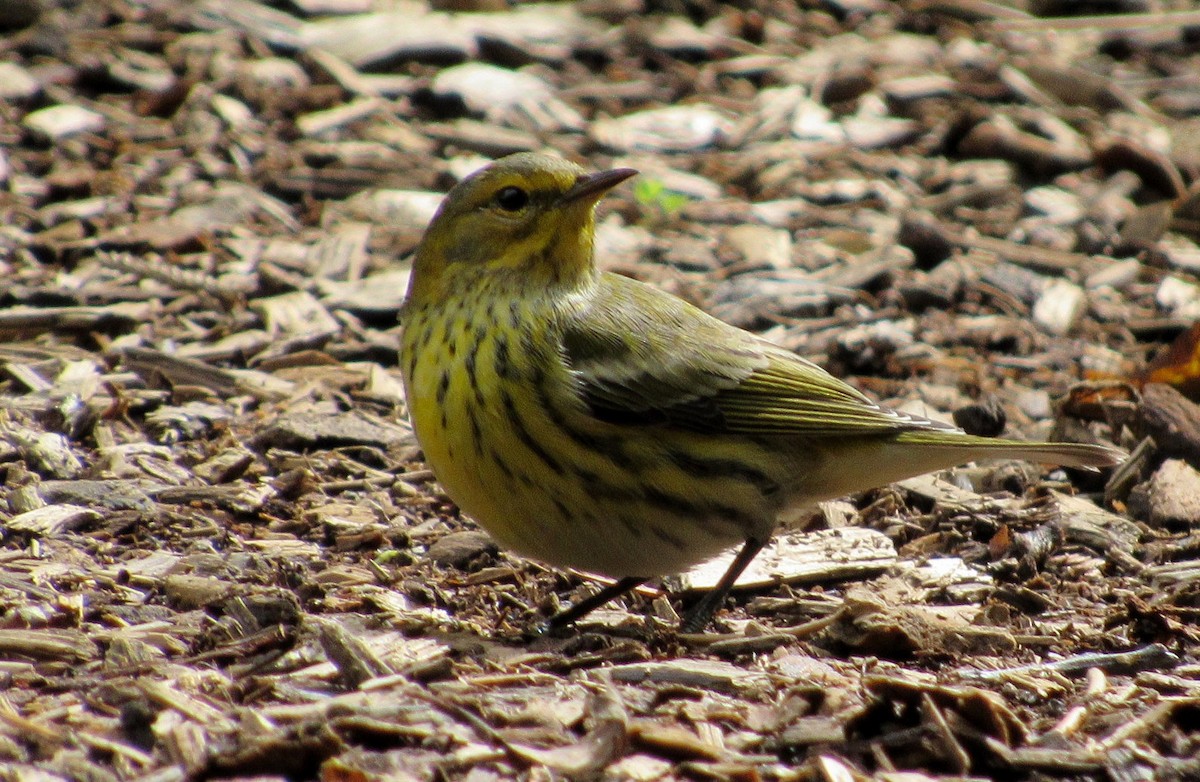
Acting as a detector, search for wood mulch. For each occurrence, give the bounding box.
[1,1,1199,779]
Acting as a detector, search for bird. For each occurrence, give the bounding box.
[398,152,1123,632]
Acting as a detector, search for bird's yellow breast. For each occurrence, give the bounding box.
[399,272,797,579]
[401,294,585,558]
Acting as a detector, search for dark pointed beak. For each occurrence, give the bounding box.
[561,167,638,205]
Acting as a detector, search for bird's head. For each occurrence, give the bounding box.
[408,152,636,300]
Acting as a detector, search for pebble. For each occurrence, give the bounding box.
[433,62,545,112]
[594,218,653,269]
[1032,278,1086,335]
[301,11,475,66]
[789,94,840,142]
[465,3,605,63]
[592,105,731,153]
[881,74,955,105]
[1025,185,1084,224]
[1015,387,1053,421]
[211,94,257,130]
[238,57,312,91]
[1160,235,1200,275]
[898,215,954,269]
[837,317,916,355]
[842,114,919,150]
[647,15,730,59]
[953,397,1007,437]
[709,269,854,327]
[0,62,40,101]
[1148,459,1200,528]
[425,530,497,568]
[722,224,793,270]
[431,62,583,132]
[338,189,443,233]
[23,104,105,141]
[1155,275,1200,318]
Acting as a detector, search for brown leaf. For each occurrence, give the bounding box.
[1140,322,1200,399]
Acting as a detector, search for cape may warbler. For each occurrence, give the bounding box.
[399,152,1123,631]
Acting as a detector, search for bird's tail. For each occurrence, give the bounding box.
[891,430,1124,469]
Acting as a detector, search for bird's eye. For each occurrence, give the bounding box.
[494,186,529,212]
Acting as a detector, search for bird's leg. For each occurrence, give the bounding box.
[679,536,767,633]
[547,575,649,630]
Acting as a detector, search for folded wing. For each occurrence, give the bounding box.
[563,273,940,437]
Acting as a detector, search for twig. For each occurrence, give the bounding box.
[963,644,1180,681]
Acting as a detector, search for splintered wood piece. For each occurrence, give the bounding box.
[678,527,896,593]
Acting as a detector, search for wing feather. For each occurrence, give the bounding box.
[562,274,938,437]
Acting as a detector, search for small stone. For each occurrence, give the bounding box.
[431,62,583,132]
[981,261,1046,305]
[1148,459,1200,528]
[593,105,731,153]
[842,114,919,151]
[1033,278,1086,335]
[0,62,40,101]
[953,397,1007,438]
[1156,275,1200,318]
[1013,217,1076,252]
[211,94,256,130]
[238,57,311,91]
[433,62,543,111]
[301,11,476,68]
[722,224,792,270]
[789,93,840,142]
[1025,185,1084,224]
[898,215,954,269]
[647,15,729,59]
[603,754,674,782]
[1016,388,1052,421]
[594,218,654,269]
[1160,235,1200,274]
[881,74,955,105]
[339,189,443,234]
[23,104,105,141]
[426,530,497,568]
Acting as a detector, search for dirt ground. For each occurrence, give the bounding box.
[2,1,1200,780]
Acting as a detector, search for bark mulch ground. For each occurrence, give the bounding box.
[2,1,1200,780]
